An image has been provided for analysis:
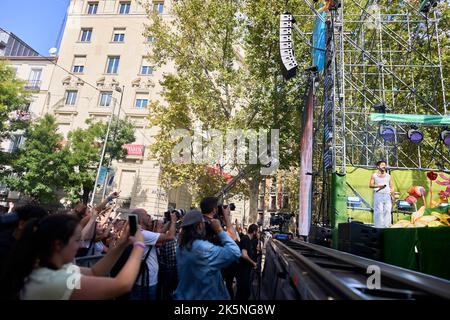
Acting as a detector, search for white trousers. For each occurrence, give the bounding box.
[373,193,392,228]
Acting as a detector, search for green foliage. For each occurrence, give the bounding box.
[5,114,135,204]
[145,0,309,216]
[0,61,31,172]
[5,115,68,203]
[64,116,135,203]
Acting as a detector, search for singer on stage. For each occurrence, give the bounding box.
[369,160,395,228]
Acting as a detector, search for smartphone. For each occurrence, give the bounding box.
[128,214,138,236]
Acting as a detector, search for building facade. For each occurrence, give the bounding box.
[46,0,191,216]
[0,28,39,58]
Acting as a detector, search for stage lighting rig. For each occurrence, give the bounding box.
[379,123,396,141]
[441,128,450,147]
[407,126,424,144]
[420,0,439,13]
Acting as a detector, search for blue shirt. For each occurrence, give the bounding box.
[175,231,241,300]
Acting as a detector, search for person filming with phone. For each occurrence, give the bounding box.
[129,208,177,300]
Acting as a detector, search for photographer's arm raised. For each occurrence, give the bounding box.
[156,212,177,245]
[221,207,238,241]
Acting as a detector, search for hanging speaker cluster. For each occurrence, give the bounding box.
[280,12,298,80]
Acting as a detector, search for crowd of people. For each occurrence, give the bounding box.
[0,193,264,300]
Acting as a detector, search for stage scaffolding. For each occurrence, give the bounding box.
[293,1,448,227]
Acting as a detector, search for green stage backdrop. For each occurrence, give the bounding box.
[334,167,450,280]
[345,166,450,223]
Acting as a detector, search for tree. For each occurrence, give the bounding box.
[4,115,69,203]
[64,117,135,204]
[0,61,31,174]
[145,0,309,219]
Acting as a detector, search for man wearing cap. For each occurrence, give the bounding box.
[175,210,241,300]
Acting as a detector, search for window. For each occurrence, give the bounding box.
[72,55,86,73]
[140,58,153,75]
[135,94,149,108]
[106,56,120,74]
[73,66,84,73]
[141,66,153,75]
[80,28,92,42]
[65,91,78,105]
[270,195,276,210]
[87,2,98,14]
[112,28,125,42]
[258,195,264,210]
[146,35,155,43]
[282,195,289,209]
[26,69,42,89]
[119,2,131,14]
[99,92,113,107]
[153,2,164,13]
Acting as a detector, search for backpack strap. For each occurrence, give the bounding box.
[137,245,153,288]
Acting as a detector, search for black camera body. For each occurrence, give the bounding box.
[164,208,186,223]
[217,203,235,218]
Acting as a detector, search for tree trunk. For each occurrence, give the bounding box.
[248,176,261,224]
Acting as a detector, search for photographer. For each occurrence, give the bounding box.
[130,208,177,300]
[175,210,241,300]
[156,215,179,300]
[200,197,238,244]
[200,197,239,298]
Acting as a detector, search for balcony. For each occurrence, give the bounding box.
[24,80,42,91]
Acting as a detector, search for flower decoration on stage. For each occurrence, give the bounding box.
[391,206,437,228]
[427,171,438,181]
[430,212,450,227]
[427,171,438,207]
[434,173,450,206]
[404,186,426,205]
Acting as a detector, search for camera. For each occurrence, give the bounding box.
[164,208,186,223]
[269,212,295,234]
[217,203,235,218]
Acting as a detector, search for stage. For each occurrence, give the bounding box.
[336,220,450,281]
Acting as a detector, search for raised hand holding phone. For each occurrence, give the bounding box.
[128,214,138,236]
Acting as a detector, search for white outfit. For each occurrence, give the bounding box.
[373,173,392,228]
[135,230,160,286]
[21,263,81,300]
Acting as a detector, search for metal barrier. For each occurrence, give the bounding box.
[75,254,104,268]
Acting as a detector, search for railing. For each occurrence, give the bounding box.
[24,80,42,90]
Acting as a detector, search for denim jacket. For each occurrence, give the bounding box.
[175,231,241,300]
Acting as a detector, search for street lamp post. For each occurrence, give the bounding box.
[89,85,123,206]
[101,85,125,200]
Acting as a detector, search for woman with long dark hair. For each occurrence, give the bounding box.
[175,210,241,300]
[0,213,145,300]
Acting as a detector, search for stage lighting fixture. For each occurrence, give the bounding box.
[373,102,386,113]
[279,12,298,80]
[379,123,396,141]
[420,0,438,13]
[407,126,424,144]
[440,128,450,147]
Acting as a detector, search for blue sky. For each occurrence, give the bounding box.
[0,0,69,55]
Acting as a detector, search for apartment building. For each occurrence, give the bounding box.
[0,28,57,155]
[46,0,191,215]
